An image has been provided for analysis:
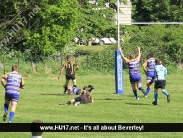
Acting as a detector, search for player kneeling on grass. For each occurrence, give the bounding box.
[67,85,95,95]
[152,59,170,105]
[59,92,94,106]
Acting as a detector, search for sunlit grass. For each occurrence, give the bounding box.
[0,73,182,138]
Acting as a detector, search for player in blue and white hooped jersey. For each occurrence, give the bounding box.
[152,59,170,105]
[67,85,95,95]
[143,53,156,97]
[1,65,25,123]
[118,46,145,100]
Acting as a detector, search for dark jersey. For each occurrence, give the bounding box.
[80,93,92,103]
[63,61,77,75]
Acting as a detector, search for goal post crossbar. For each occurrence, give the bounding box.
[119,22,183,25]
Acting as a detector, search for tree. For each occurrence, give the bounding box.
[0,0,79,60]
[131,0,183,22]
[77,0,129,40]
[24,0,79,57]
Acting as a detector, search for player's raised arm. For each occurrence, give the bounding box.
[118,46,128,62]
[58,65,65,80]
[136,46,141,59]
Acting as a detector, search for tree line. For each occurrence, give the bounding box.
[0,0,183,70]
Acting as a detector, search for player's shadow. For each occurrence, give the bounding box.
[125,102,150,105]
[96,98,127,101]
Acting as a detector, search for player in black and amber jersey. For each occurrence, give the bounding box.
[58,55,79,94]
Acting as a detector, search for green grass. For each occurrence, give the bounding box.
[76,45,106,53]
[0,72,182,138]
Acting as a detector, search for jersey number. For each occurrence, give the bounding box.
[67,64,71,68]
[12,76,19,85]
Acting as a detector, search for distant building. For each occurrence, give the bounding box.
[115,0,132,25]
[89,0,132,25]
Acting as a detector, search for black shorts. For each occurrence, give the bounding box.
[74,97,85,104]
[66,74,76,80]
[154,80,166,89]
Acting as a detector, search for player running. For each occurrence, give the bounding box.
[152,59,170,105]
[58,55,79,94]
[143,53,156,97]
[1,65,25,123]
[118,46,145,100]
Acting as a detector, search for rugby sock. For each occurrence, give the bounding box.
[146,87,151,95]
[133,90,138,98]
[154,92,158,103]
[64,86,68,92]
[9,111,15,122]
[138,87,143,90]
[4,104,9,113]
[162,90,168,96]
[138,87,145,95]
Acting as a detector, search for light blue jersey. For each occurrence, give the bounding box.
[154,65,167,80]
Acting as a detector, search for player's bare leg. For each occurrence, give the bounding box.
[145,79,152,97]
[161,88,170,103]
[8,101,17,123]
[72,79,77,93]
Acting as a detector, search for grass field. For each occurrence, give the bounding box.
[76,45,106,52]
[0,72,183,138]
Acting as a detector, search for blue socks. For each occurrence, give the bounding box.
[9,112,15,122]
[4,104,9,113]
[154,92,158,104]
[138,87,143,90]
[133,90,138,99]
[146,87,151,95]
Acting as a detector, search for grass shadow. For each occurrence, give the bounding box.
[40,93,63,96]
[125,102,151,105]
[96,98,128,101]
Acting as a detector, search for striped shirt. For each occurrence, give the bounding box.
[125,57,140,76]
[143,58,155,72]
[3,71,25,94]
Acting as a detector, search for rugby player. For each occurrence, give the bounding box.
[60,91,94,106]
[58,55,79,94]
[143,53,155,97]
[152,59,170,105]
[1,65,25,123]
[118,46,145,100]
[67,85,94,95]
